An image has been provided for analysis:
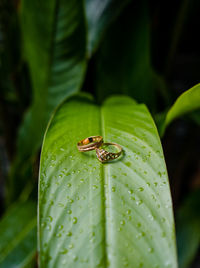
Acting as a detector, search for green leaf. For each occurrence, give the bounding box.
[85,0,131,54]
[39,94,177,267]
[0,201,37,268]
[163,83,200,133]
[9,0,87,201]
[176,190,200,268]
[94,1,156,109]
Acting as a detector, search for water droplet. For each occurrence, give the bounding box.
[146,182,150,187]
[69,243,74,249]
[138,187,144,192]
[126,209,131,215]
[58,225,63,230]
[73,217,77,224]
[47,216,53,222]
[148,214,154,221]
[112,187,116,192]
[80,179,84,183]
[112,175,117,179]
[93,185,98,190]
[137,222,141,228]
[41,222,47,228]
[125,162,131,167]
[154,182,158,187]
[46,224,52,231]
[49,200,54,206]
[67,209,72,214]
[161,217,166,222]
[67,183,71,187]
[128,216,132,221]
[58,202,64,207]
[128,189,133,194]
[136,232,145,239]
[120,220,125,225]
[73,255,78,262]
[136,200,143,205]
[139,262,144,267]
[60,248,68,254]
[56,233,62,238]
[148,247,154,253]
[67,231,72,236]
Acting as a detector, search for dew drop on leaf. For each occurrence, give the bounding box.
[56,233,62,238]
[112,187,116,192]
[148,247,154,253]
[67,209,72,214]
[67,231,72,236]
[120,220,125,225]
[138,187,144,192]
[136,200,143,205]
[69,243,74,249]
[73,217,77,224]
[126,209,131,215]
[58,225,63,230]
[47,216,53,222]
[60,248,68,254]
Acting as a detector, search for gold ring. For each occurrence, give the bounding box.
[77,136,103,152]
[96,142,122,162]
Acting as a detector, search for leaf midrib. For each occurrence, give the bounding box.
[100,105,107,267]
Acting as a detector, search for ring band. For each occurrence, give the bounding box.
[77,136,103,152]
[96,142,122,162]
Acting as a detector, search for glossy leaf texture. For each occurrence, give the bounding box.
[162,83,200,134]
[85,0,131,54]
[0,201,37,268]
[94,1,156,109]
[39,94,177,267]
[9,0,87,201]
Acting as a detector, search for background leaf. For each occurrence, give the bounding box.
[39,95,177,267]
[162,83,200,134]
[176,190,200,268]
[93,1,157,109]
[85,0,131,54]
[0,201,37,268]
[8,0,87,202]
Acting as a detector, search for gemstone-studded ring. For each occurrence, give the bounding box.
[77,136,103,152]
[96,142,122,163]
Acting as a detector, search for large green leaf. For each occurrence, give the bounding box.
[162,83,200,134]
[39,95,177,267]
[94,1,156,109]
[85,0,131,54]
[9,0,87,201]
[0,201,37,267]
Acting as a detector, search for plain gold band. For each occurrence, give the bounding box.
[77,136,103,152]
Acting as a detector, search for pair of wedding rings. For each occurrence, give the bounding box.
[77,136,122,163]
